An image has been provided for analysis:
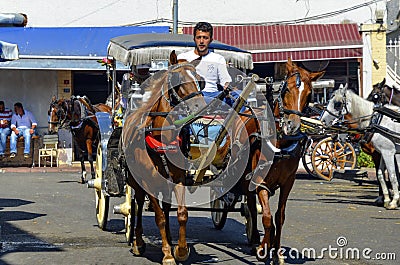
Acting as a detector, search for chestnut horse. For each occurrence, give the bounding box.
[49,96,111,183]
[122,57,324,264]
[239,58,325,264]
[121,62,206,265]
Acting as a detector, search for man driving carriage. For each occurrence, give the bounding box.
[177,22,241,106]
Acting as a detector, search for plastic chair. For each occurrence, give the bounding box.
[38,134,59,167]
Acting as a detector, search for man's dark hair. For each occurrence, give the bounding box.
[193,22,213,38]
[0,101,4,106]
[14,102,23,109]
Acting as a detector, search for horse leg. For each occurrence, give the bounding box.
[173,183,189,262]
[86,139,95,179]
[162,199,172,246]
[131,187,146,256]
[272,175,295,265]
[377,157,392,208]
[256,189,275,262]
[80,151,87,183]
[148,194,175,265]
[73,138,86,183]
[384,154,400,209]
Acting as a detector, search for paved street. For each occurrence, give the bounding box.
[0,170,399,265]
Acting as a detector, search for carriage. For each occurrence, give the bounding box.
[300,113,360,181]
[86,33,279,246]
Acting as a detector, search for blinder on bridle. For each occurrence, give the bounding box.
[166,64,204,107]
[280,72,302,97]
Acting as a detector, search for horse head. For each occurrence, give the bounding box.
[277,57,325,135]
[48,98,75,133]
[48,99,59,134]
[367,78,388,104]
[322,84,373,129]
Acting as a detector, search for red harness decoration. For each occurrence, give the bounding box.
[145,133,182,154]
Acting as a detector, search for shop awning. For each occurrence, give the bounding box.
[0,26,169,69]
[182,24,363,63]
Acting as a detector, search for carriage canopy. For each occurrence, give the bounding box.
[107,33,253,70]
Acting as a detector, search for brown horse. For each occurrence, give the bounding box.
[49,96,111,183]
[241,58,325,264]
[121,62,206,265]
[367,78,400,106]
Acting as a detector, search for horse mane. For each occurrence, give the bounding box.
[132,63,196,126]
[342,89,374,128]
[75,96,96,114]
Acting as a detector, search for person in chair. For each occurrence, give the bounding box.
[9,102,37,159]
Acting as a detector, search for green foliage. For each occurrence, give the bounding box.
[357,150,375,168]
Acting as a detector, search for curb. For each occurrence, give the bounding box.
[0,166,82,173]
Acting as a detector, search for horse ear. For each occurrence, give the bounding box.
[309,70,325,81]
[286,57,294,73]
[379,78,386,88]
[344,83,348,90]
[169,50,178,66]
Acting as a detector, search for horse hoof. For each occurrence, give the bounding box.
[80,178,86,184]
[384,200,391,208]
[173,245,190,262]
[374,196,384,207]
[130,242,146,256]
[272,254,285,265]
[386,202,398,210]
[162,257,176,265]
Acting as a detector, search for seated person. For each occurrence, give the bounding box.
[10,102,37,158]
[177,22,235,105]
[0,100,12,158]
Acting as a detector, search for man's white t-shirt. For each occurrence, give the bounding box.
[177,50,232,93]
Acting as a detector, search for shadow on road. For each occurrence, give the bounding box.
[0,197,63,265]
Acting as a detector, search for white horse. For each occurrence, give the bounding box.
[321,85,400,209]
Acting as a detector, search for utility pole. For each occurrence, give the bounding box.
[172,0,178,34]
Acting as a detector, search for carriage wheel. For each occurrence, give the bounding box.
[210,190,228,230]
[311,137,357,181]
[242,203,254,245]
[301,146,319,178]
[95,143,109,230]
[124,185,135,245]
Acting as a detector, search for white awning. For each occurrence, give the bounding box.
[0,40,19,60]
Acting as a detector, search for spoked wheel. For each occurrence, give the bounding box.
[311,136,357,181]
[124,185,135,245]
[210,189,228,230]
[95,143,109,230]
[302,146,319,178]
[242,203,253,244]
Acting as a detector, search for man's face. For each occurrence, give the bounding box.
[14,106,22,115]
[0,105,4,113]
[194,30,212,56]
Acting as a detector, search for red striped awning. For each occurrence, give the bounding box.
[182,24,363,63]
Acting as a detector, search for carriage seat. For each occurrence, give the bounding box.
[145,133,182,154]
